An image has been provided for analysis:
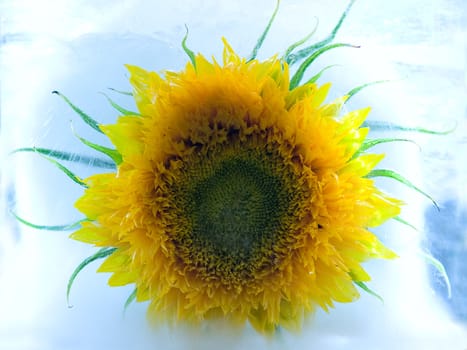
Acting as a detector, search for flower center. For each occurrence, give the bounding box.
[189,158,283,261]
[168,138,312,283]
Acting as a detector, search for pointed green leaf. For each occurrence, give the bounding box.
[363,120,456,135]
[419,250,451,298]
[11,210,88,231]
[67,247,117,306]
[52,90,103,134]
[286,0,356,65]
[353,280,384,303]
[100,92,140,116]
[72,126,122,165]
[393,216,418,231]
[366,169,439,210]
[290,43,358,89]
[108,87,133,96]
[36,152,88,188]
[306,64,340,84]
[11,147,116,169]
[182,24,196,68]
[248,0,281,61]
[353,138,419,159]
[345,80,391,103]
[123,288,137,316]
[282,18,318,61]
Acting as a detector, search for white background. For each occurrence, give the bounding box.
[1,0,466,349]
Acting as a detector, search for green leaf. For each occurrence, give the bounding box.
[10,211,88,231]
[11,147,116,169]
[363,121,456,135]
[282,18,319,61]
[67,247,117,306]
[366,169,439,210]
[354,138,418,158]
[353,280,384,303]
[36,152,88,188]
[123,288,137,315]
[182,24,196,68]
[108,87,133,96]
[393,216,418,231]
[345,80,391,103]
[289,43,358,90]
[71,125,122,165]
[248,0,281,61]
[283,23,318,63]
[100,92,140,116]
[286,0,356,65]
[419,250,451,298]
[305,64,340,84]
[52,90,103,134]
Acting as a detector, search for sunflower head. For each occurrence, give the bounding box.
[71,38,402,334]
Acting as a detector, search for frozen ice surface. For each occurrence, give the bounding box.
[1,0,466,349]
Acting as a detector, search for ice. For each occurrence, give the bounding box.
[1,0,466,349]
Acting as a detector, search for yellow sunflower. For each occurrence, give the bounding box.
[69,35,402,334]
[13,0,439,336]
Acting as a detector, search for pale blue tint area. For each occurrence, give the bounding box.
[0,0,466,349]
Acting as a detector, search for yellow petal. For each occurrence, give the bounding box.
[310,83,331,109]
[108,271,138,286]
[366,192,403,227]
[69,223,107,244]
[340,153,384,177]
[101,116,144,156]
[98,250,130,272]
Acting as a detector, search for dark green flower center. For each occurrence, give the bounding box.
[189,158,282,261]
[169,141,309,281]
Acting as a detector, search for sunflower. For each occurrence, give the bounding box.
[67,33,403,333]
[12,0,431,336]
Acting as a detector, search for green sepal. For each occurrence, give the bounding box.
[286,0,356,65]
[366,169,439,210]
[393,216,418,231]
[67,247,117,306]
[108,87,133,96]
[100,92,140,116]
[72,127,122,165]
[52,90,103,134]
[345,80,391,103]
[123,288,138,315]
[182,24,196,69]
[305,64,340,84]
[10,210,88,231]
[419,250,451,298]
[363,120,455,135]
[11,147,116,169]
[34,151,88,188]
[353,280,384,303]
[353,138,418,159]
[289,43,358,90]
[282,18,318,61]
[248,0,281,62]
